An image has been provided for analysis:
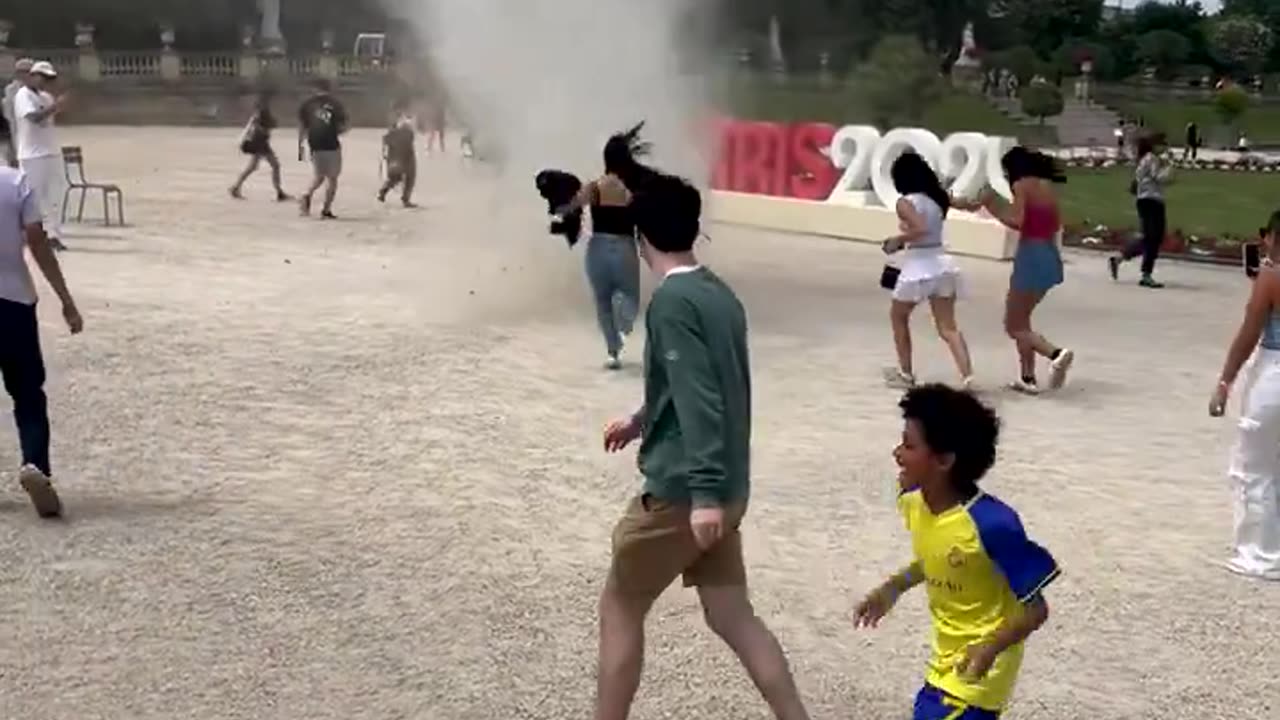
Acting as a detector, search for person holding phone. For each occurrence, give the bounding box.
[1209,209,1280,581]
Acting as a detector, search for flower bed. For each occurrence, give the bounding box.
[1062,222,1253,265]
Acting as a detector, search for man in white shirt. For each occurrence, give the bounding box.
[14,61,69,251]
[0,163,82,518]
[1,58,32,168]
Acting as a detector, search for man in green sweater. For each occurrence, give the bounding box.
[597,173,811,720]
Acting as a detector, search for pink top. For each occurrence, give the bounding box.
[1020,201,1060,242]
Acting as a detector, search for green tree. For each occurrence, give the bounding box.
[1210,15,1275,76]
[1020,81,1064,124]
[992,0,1105,57]
[853,34,946,127]
[1136,30,1193,81]
[989,44,1042,84]
[1213,84,1250,127]
[1054,38,1116,79]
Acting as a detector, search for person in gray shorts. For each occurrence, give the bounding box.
[296,79,348,220]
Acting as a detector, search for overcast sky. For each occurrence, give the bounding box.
[1115,0,1222,12]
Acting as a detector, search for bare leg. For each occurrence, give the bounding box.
[929,296,973,382]
[230,156,260,196]
[890,300,916,377]
[698,585,811,720]
[1004,289,1057,380]
[265,150,286,197]
[322,177,339,214]
[594,578,656,720]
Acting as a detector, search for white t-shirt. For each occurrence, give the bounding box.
[0,167,40,305]
[14,87,59,161]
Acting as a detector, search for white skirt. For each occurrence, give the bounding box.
[890,249,964,303]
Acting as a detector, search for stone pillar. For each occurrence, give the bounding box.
[0,20,15,77]
[159,24,180,81]
[318,29,339,80]
[259,0,285,55]
[75,23,100,82]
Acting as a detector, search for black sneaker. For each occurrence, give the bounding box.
[320,210,337,220]
[1139,276,1165,289]
[276,191,292,202]
[1108,256,1119,281]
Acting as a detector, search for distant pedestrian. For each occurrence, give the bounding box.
[1110,133,1172,289]
[230,92,290,201]
[14,61,68,251]
[378,103,418,208]
[1,59,32,168]
[426,100,447,155]
[297,79,348,220]
[1183,122,1200,161]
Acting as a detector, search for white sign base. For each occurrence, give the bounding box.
[707,191,1019,262]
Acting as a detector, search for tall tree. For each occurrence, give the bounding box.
[1210,15,1275,76]
[993,0,1105,57]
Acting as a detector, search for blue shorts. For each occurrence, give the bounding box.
[913,685,1001,720]
[1010,240,1063,294]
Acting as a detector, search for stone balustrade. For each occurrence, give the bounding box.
[0,47,398,85]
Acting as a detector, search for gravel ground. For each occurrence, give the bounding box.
[0,127,1275,720]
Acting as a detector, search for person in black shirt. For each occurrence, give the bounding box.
[230,93,289,201]
[297,79,348,220]
[377,101,418,208]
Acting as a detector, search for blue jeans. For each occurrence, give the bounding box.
[0,299,50,476]
[585,233,640,357]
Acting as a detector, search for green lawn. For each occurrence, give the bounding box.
[1059,167,1276,238]
[1100,99,1280,147]
[719,77,1057,145]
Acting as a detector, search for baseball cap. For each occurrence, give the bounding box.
[15,58,34,72]
[30,61,57,78]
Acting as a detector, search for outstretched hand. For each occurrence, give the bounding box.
[853,584,898,629]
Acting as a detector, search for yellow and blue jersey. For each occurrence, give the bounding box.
[898,490,1060,713]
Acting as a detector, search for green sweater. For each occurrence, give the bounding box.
[637,267,751,508]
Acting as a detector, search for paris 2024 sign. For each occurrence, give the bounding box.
[709,119,1016,210]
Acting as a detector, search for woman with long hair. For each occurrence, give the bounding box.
[958,147,1075,394]
[881,152,974,389]
[1209,209,1280,581]
[559,122,658,369]
[1109,132,1172,288]
[230,93,289,201]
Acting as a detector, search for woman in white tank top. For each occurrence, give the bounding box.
[881,153,973,389]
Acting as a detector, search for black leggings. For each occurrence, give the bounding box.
[1123,198,1167,276]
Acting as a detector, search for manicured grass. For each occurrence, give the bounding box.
[719,77,1057,145]
[1059,167,1276,239]
[1101,99,1280,147]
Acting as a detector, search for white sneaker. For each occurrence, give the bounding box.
[1222,557,1280,581]
[1049,349,1075,390]
[883,367,916,390]
[1009,378,1041,395]
[605,355,622,371]
[19,465,63,519]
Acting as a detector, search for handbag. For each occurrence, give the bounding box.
[880,264,901,290]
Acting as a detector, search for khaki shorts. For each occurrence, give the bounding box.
[311,150,343,179]
[609,494,747,599]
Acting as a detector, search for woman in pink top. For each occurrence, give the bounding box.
[958,147,1075,394]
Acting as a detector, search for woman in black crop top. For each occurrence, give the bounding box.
[559,122,658,369]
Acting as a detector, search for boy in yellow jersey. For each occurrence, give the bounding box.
[856,384,1060,719]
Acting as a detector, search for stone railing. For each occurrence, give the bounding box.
[0,47,401,85]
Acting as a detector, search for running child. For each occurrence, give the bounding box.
[855,384,1060,719]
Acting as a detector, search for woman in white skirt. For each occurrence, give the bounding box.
[882,153,974,389]
[1209,209,1280,581]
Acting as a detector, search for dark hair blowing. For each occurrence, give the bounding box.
[899,384,1000,496]
[1001,146,1066,184]
[891,152,950,217]
[603,121,660,191]
[1135,132,1166,160]
[631,172,702,254]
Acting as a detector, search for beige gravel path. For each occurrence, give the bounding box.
[0,128,1275,720]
